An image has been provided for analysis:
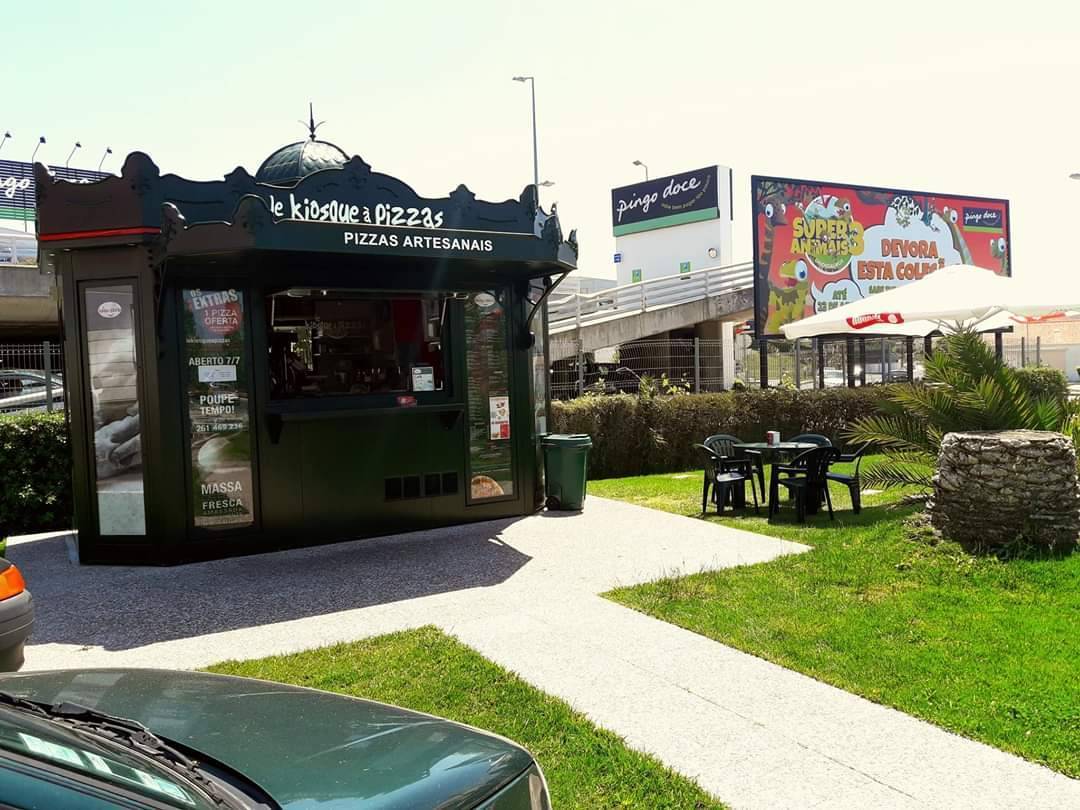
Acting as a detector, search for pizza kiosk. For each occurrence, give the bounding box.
[35,128,576,564]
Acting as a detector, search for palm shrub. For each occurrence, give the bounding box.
[846,330,1080,492]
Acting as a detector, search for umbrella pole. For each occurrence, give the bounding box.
[816,339,825,389]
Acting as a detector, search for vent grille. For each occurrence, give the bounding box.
[424,474,441,497]
[384,472,460,501]
[385,477,403,501]
[441,472,459,495]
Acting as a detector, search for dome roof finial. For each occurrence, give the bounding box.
[256,106,347,184]
[300,102,325,142]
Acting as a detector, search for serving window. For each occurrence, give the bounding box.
[266,289,448,399]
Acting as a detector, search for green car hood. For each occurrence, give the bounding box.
[0,668,535,809]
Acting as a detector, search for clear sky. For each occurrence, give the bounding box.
[8,0,1078,282]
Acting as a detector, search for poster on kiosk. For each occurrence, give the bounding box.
[751,176,1011,337]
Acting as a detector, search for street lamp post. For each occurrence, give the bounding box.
[512,76,540,198]
[98,147,113,172]
[0,132,10,153]
[632,160,649,180]
[66,141,82,169]
[27,137,46,231]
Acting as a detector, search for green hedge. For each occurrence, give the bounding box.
[1014,366,1069,405]
[552,387,892,479]
[0,412,72,540]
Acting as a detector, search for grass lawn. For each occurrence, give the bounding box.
[207,626,722,809]
[592,466,1080,778]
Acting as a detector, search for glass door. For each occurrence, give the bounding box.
[464,289,516,503]
[82,283,146,535]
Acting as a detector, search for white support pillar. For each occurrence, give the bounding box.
[721,321,736,389]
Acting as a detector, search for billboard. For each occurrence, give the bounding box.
[611,166,723,236]
[752,175,1011,337]
[0,159,107,221]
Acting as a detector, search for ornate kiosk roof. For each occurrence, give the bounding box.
[34,133,578,274]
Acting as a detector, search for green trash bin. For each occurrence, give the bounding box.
[541,434,593,510]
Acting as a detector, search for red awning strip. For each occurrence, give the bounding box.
[38,226,161,242]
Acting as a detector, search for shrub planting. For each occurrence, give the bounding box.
[0,412,72,539]
[552,386,891,479]
[1014,366,1069,405]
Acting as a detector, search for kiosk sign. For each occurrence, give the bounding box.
[752,175,1010,337]
[183,289,254,529]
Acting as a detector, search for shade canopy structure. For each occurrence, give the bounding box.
[779,265,1079,339]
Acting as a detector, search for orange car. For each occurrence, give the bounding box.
[0,560,32,671]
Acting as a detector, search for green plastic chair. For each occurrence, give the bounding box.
[704,434,764,497]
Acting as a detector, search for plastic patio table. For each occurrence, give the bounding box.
[732,442,819,505]
[732,441,818,455]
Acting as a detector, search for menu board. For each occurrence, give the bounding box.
[182,289,255,528]
[464,292,514,500]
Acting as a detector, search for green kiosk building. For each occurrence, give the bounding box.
[35,129,577,564]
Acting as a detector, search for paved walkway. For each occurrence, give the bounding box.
[11,499,1080,809]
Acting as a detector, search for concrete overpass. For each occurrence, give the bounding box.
[0,264,58,339]
[0,229,58,339]
[547,261,754,362]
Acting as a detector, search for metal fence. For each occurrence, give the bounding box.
[551,335,927,399]
[0,341,66,414]
[1000,338,1080,383]
[550,337,727,399]
[734,336,922,389]
[1001,338,1046,369]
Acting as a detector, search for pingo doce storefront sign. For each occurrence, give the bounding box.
[610,166,721,236]
[0,159,107,220]
[752,175,1010,337]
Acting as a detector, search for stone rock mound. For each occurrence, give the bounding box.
[930,430,1080,552]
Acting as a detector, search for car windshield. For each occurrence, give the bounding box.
[0,703,216,808]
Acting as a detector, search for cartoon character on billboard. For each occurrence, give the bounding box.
[768,259,810,333]
[756,180,811,333]
[939,206,973,265]
[990,236,1009,274]
[754,182,788,274]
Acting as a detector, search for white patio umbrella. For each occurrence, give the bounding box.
[779,264,1078,339]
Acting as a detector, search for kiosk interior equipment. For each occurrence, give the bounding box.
[35,127,577,565]
[267,290,448,398]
